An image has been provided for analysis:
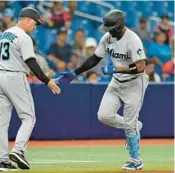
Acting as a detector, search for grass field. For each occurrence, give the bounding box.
[9,139,174,173]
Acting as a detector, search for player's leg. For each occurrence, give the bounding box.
[3,72,35,169]
[121,75,148,170]
[97,78,143,130]
[98,79,143,130]
[0,74,18,171]
[97,78,124,128]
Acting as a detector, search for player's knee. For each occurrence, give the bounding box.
[28,115,36,126]
[21,113,36,127]
[32,116,36,126]
[97,110,108,124]
[27,116,36,129]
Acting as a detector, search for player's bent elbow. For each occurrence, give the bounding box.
[136,60,145,72]
[137,66,145,72]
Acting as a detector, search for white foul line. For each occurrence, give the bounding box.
[31,160,103,164]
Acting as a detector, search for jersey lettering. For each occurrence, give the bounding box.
[0,32,18,43]
[107,48,131,60]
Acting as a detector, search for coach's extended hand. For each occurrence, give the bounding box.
[102,65,116,75]
[47,79,61,94]
[57,71,77,84]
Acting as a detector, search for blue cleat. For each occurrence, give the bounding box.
[122,158,144,170]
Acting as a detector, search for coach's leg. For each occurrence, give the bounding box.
[98,78,126,129]
[0,91,13,164]
[5,73,35,169]
[11,74,35,154]
[0,73,18,171]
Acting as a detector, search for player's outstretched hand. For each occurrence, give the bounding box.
[102,65,116,75]
[57,71,77,84]
[47,79,61,94]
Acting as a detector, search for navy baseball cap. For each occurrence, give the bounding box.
[19,7,42,25]
[161,14,170,19]
[57,27,67,35]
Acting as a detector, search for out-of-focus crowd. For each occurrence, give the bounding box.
[133,16,174,82]
[0,1,174,83]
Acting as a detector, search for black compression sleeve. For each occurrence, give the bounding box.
[74,54,102,75]
[25,58,50,85]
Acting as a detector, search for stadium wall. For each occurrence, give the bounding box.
[9,83,174,140]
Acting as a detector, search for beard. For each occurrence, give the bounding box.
[110,30,122,38]
[109,25,125,40]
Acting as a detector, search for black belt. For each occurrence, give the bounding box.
[0,69,28,76]
[0,69,22,73]
[114,76,137,83]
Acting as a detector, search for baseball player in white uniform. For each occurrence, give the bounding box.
[58,10,148,170]
[0,7,60,171]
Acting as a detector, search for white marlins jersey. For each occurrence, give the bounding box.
[0,26,36,74]
[95,28,146,80]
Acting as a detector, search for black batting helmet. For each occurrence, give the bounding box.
[19,7,42,25]
[100,9,125,32]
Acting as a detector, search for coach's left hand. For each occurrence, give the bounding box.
[57,71,77,84]
[102,65,116,75]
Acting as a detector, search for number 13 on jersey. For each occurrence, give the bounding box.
[0,42,10,60]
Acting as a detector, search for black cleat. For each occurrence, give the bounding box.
[9,152,30,170]
[0,162,18,171]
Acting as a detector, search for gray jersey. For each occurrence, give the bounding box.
[95,28,146,80]
[0,26,36,74]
